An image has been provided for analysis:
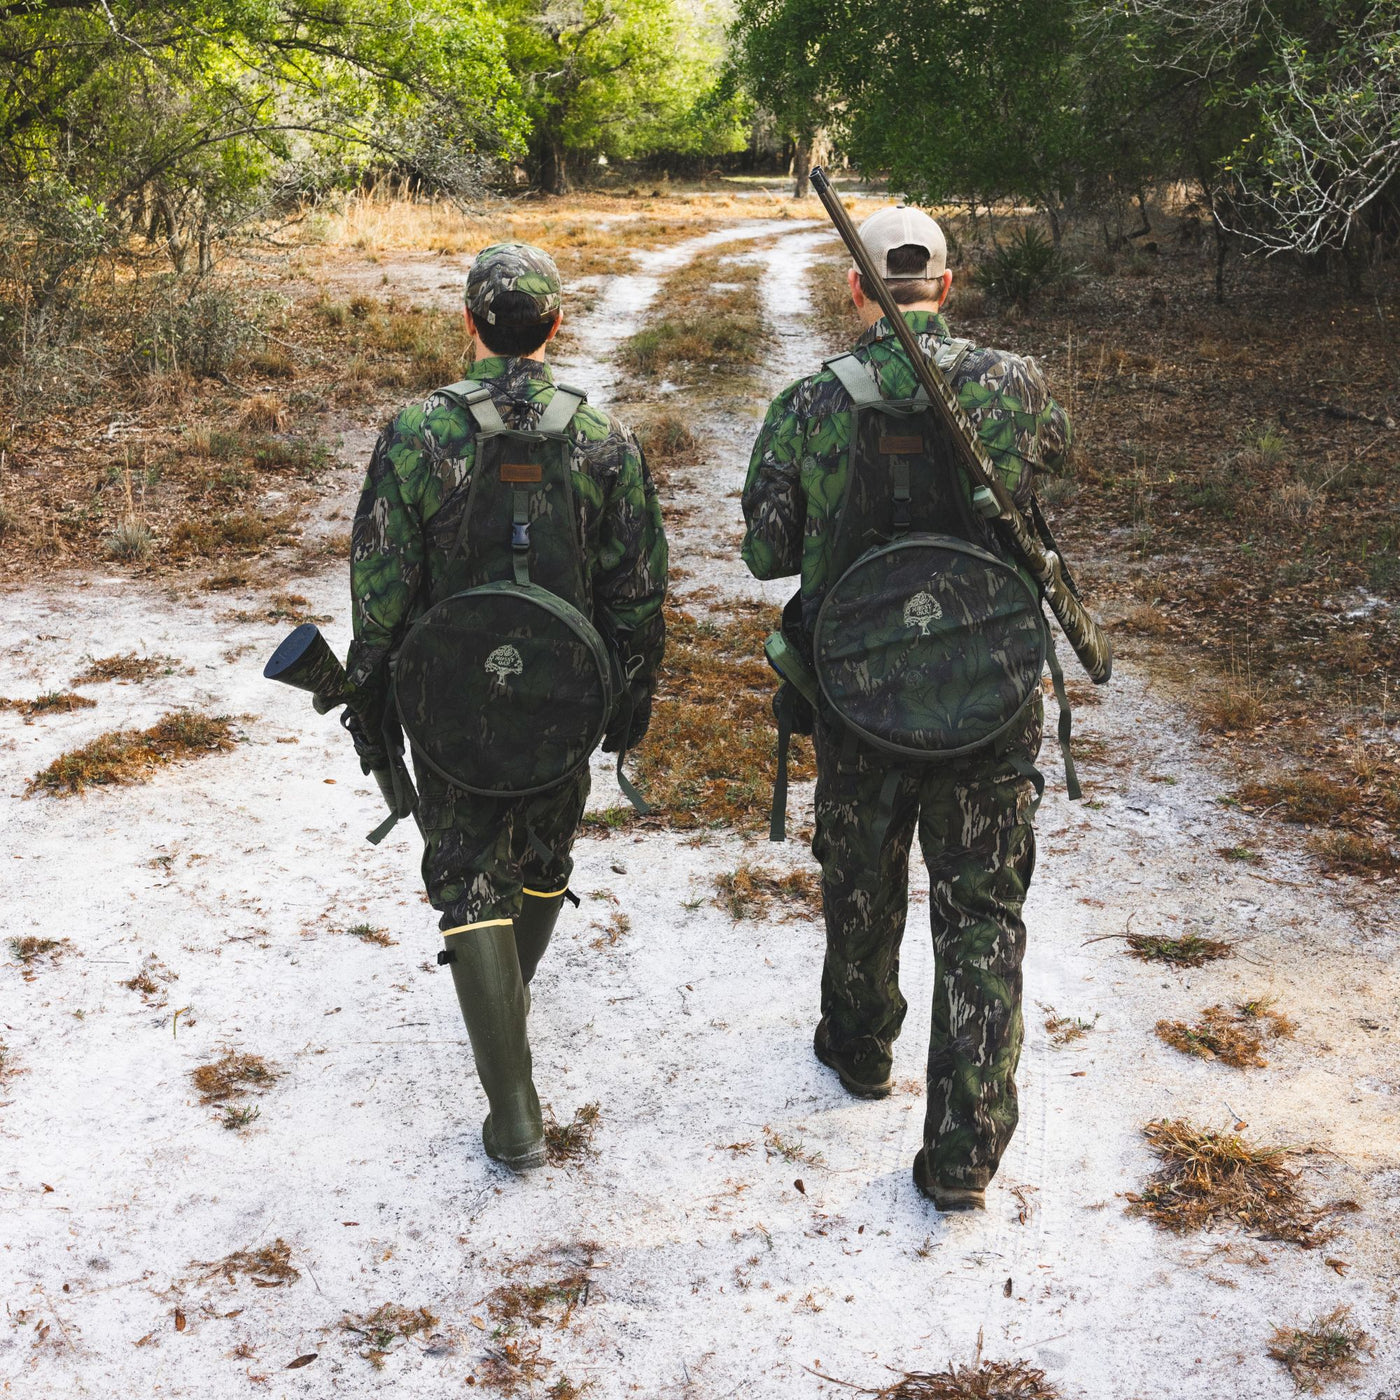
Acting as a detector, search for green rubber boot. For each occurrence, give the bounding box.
[441,921,545,1170]
[516,888,569,986]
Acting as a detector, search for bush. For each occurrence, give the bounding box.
[133,279,252,377]
[973,226,1079,310]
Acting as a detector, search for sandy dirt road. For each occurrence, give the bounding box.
[2,216,1398,1399]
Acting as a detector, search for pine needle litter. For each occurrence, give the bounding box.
[195,1238,300,1288]
[1156,998,1294,1067]
[1267,1306,1372,1392]
[816,1357,1062,1399]
[545,1102,601,1164]
[27,710,236,795]
[712,862,821,921]
[1127,1118,1347,1247]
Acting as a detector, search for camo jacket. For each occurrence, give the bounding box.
[345,355,668,756]
[742,310,1070,629]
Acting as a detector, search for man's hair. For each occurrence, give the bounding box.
[473,290,559,356]
[858,243,943,306]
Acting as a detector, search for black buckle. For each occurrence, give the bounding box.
[436,948,455,966]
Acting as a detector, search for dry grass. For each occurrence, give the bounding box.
[488,1263,594,1331]
[7,936,71,981]
[1126,930,1234,967]
[1238,773,1355,824]
[834,1358,1063,1399]
[712,862,821,921]
[1040,1004,1098,1046]
[195,1238,300,1288]
[476,1337,553,1394]
[341,1302,438,1368]
[123,954,178,1006]
[545,1103,601,1164]
[1127,1118,1341,1246]
[346,923,396,947]
[1267,1306,1372,1392]
[618,247,769,377]
[71,652,179,685]
[805,253,861,352]
[1310,830,1400,877]
[1156,998,1295,1067]
[191,1051,282,1106]
[635,602,813,831]
[27,710,236,796]
[0,691,96,720]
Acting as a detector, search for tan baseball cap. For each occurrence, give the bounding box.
[857,204,947,278]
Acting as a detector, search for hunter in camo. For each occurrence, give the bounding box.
[346,354,668,929]
[743,297,1070,1199]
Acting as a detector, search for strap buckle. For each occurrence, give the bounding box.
[511,521,530,549]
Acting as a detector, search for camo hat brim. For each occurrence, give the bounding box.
[466,242,562,325]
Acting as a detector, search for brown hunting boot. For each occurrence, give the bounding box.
[913,1148,986,1212]
[813,1018,893,1099]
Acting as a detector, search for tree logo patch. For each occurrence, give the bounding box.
[484,645,524,684]
[903,591,942,636]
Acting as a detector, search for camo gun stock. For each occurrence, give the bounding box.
[809,167,1112,685]
[264,624,417,843]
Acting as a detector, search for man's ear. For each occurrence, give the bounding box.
[544,311,562,343]
[464,307,477,338]
[938,270,953,306]
[847,267,865,309]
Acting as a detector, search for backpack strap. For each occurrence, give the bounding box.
[438,379,510,438]
[825,353,884,407]
[535,382,586,437]
[933,337,975,379]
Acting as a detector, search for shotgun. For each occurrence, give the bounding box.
[810,167,1112,685]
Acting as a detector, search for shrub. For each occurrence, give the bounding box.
[973,226,1080,310]
[133,279,252,377]
[104,520,153,561]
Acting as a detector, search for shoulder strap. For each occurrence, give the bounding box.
[535,382,586,437]
[437,379,508,437]
[933,337,975,380]
[825,353,884,408]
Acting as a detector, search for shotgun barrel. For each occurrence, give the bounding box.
[809,168,1112,684]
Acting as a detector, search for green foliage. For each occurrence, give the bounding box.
[973,227,1080,309]
[499,0,747,191]
[0,0,525,362]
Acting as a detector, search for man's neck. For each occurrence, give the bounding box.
[471,337,548,364]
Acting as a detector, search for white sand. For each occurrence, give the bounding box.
[2,218,1397,1399]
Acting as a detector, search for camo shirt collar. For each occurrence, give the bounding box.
[856,309,950,350]
[468,354,556,386]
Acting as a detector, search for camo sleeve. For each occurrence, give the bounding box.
[955,349,1073,509]
[591,426,668,700]
[343,411,431,750]
[741,378,807,580]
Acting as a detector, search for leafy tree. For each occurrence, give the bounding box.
[497,0,746,192]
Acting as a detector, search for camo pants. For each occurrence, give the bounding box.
[812,701,1042,1189]
[415,763,591,932]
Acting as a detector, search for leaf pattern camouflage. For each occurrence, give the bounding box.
[814,539,1044,756]
[743,307,1066,1190]
[742,309,1071,631]
[418,764,591,929]
[345,354,667,929]
[466,242,562,322]
[345,354,668,760]
[812,704,1042,1189]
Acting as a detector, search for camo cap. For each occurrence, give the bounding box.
[857,204,947,279]
[466,242,562,325]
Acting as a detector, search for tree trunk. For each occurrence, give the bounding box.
[792,137,813,199]
[539,136,570,195]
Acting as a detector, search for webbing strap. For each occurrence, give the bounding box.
[826,354,884,407]
[891,459,912,534]
[1043,616,1082,801]
[862,769,904,881]
[511,488,531,585]
[612,685,655,815]
[366,706,420,846]
[523,824,555,865]
[453,382,509,437]
[535,385,584,436]
[769,691,793,843]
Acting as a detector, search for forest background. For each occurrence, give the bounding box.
[0,0,1397,865]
